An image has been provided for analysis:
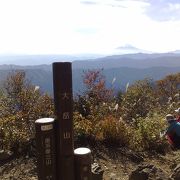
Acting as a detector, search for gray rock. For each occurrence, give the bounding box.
[0,150,13,162]
[109,172,121,180]
[129,164,169,180]
[91,163,104,180]
[170,164,180,180]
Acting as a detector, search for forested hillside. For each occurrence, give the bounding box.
[0,66,179,94]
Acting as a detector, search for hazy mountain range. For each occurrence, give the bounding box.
[0,54,104,66]
[0,52,179,94]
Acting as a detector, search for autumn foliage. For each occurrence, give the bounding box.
[0,70,179,154]
[74,70,180,152]
[0,71,54,153]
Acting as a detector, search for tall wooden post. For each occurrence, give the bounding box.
[53,62,74,180]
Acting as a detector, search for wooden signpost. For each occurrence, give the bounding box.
[35,62,98,180]
[74,147,92,180]
[35,118,57,180]
[53,62,74,180]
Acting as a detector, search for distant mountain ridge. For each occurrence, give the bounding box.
[0,52,180,66]
[1,52,180,70]
[115,45,152,54]
[0,54,104,66]
[0,52,179,94]
[73,53,180,69]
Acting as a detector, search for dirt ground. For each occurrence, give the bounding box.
[93,146,180,179]
[0,145,180,180]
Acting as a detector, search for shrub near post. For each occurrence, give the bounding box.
[35,118,56,180]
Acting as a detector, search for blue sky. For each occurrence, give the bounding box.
[0,0,180,55]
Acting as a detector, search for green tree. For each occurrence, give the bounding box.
[0,71,54,152]
[121,79,156,122]
[156,72,180,105]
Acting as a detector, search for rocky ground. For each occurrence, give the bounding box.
[92,146,180,179]
[0,146,180,180]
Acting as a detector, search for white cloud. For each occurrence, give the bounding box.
[0,0,180,54]
[141,0,180,21]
